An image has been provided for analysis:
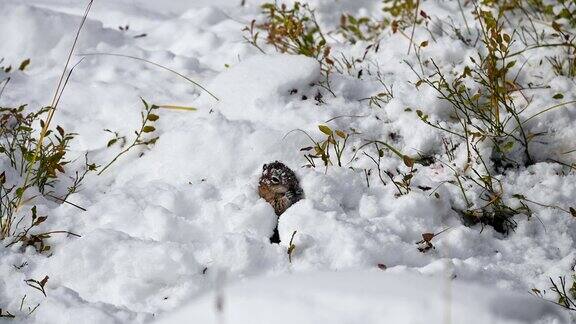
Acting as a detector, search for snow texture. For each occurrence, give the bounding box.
[0,0,575,323]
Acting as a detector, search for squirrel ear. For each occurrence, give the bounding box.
[262,164,267,171]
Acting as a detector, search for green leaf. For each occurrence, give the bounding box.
[107,139,118,147]
[318,125,333,136]
[147,114,159,121]
[142,126,156,133]
[139,97,149,110]
[502,141,514,152]
[18,59,31,71]
[335,130,347,138]
[553,93,564,100]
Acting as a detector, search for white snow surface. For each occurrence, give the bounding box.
[0,0,574,323]
[155,271,566,324]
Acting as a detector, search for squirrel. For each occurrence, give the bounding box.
[258,161,304,243]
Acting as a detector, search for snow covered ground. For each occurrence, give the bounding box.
[0,0,575,323]
[155,271,567,324]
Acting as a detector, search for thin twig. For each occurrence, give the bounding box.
[78,53,219,101]
[15,0,94,213]
[407,0,421,55]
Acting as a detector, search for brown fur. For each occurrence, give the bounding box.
[258,161,304,242]
[258,161,303,215]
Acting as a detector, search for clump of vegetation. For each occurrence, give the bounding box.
[361,141,418,196]
[412,8,535,168]
[551,276,576,310]
[382,0,421,30]
[404,2,576,234]
[0,103,90,243]
[297,125,351,170]
[0,0,99,319]
[338,14,386,44]
[244,2,333,72]
[0,89,93,321]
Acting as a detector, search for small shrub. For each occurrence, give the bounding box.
[362,142,418,196]
[382,0,420,30]
[244,2,334,75]
[98,98,160,175]
[549,276,576,311]
[298,124,351,169]
[338,14,386,44]
[0,104,89,241]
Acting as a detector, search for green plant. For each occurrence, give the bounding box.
[412,7,541,167]
[0,1,96,319]
[549,276,576,311]
[0,58,31,74]
[0,105,88,240]
[382,0,419,23]
[263,2,328,60]
[287,230,297,263]
[479,0,576,77]
[547,22,576,78]
[298,125,350,170]
[338,14,386,44]
[0,58,32,100]
[97,98,160,175]
[244,2,334,74]
[362,142,418,196]
[14,0,94,214]
[359,67,395,108]
[4,206,79,253]
[404,2,576,233]
[383,0,430,54]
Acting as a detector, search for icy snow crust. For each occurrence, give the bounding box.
[0,0,574,323]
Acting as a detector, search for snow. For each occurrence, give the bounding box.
[154,271,567,324]
[0,0,575,323]
[200,54,320,123]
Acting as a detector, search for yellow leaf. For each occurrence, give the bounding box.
[318,125,333,135]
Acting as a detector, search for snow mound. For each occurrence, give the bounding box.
[154,271,567,324]
[0,2,122,64]
[203,54,320,121]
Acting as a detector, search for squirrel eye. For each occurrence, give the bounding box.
[271,176,280,184]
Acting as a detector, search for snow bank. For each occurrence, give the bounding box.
[154,271,567,324]
[201,54,321,123]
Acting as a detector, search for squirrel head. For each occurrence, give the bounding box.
[259,161,298,194]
